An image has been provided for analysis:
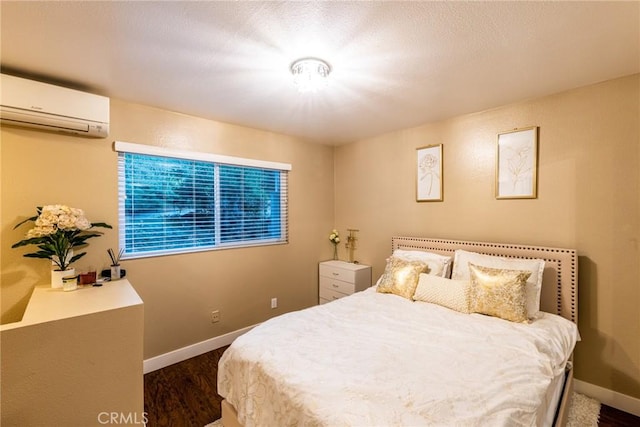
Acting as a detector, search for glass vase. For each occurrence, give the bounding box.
[110,265,121,280]
[332,244,339,260]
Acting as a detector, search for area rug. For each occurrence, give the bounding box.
[567,392,601,427]
[205,392,600,427]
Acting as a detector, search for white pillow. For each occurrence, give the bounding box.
[451,249,545,319]
[393,249,453,278]
[413,273,470,314]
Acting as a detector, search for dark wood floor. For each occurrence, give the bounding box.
[144,346,228,427]
[599,404,640,427]
[144,345,640,427]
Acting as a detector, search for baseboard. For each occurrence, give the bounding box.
[143,324,258,374]
[574,379,640,417]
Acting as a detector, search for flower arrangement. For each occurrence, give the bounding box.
[12,205,112,271]
[329,229,340,260]
[329,229,340,245]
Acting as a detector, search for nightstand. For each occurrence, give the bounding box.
[319,260,372,304]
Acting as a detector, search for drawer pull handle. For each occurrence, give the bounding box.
[332,296,339,299]
[332,272,339,276]
[332,284,339,288]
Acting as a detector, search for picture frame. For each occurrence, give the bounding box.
[416,144,443,202]
[495,126,538,199]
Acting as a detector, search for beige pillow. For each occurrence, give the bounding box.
[376,257,428,299]
[468,263,531,323]
[452,250,545,319]
[413,274,470,314]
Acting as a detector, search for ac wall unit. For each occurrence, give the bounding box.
[0,73,109,138]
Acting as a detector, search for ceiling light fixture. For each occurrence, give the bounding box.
[290,57,331,93]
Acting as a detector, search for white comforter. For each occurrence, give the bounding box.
[218,288,579,427]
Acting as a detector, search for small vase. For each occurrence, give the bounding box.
[51,268,75,289]
[332,244,339,260]
[110,265,121,280]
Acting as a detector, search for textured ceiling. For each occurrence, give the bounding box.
[1,1,638,145]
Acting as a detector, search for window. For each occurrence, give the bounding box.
[116,142,289,258]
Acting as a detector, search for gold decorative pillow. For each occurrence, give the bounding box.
[376,257,428,299]
[451,249,545,319]
[468,263,531,323]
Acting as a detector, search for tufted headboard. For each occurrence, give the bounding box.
[391,236,578,323]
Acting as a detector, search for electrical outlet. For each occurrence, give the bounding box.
[211,310,220,323]
[271,298,278,309]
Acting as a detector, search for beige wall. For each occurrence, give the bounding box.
[334,74,640,398]
[1,99,335,358]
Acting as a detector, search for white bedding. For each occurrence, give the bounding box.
[218,287,579,427]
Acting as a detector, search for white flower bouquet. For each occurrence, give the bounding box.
[329,229,340,245]
[12,205,112,271]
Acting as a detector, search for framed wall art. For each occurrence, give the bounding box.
[416,144,443,202]
[495,127,538,199]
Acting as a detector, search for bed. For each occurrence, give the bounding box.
[218,237,579,427]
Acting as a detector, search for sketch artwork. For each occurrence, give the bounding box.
[416,145,442,202]
[496,127,538,199]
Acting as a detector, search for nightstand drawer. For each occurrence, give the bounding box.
[319,263,356,282]
[319,287,347,302]
[318,260,372,305]
[319,277,356,295]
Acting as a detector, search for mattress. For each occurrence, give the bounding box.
[218,287,579,427]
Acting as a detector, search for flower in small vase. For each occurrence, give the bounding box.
[12,205,112,271]
[329,229,340,245]
[329,229,340,260]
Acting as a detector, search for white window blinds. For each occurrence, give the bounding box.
[115,142,289,258]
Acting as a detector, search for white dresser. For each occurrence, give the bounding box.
[319,260,372,304]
